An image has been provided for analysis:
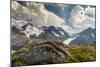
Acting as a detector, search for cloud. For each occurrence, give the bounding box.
[60,24,76,35]
[12,2,65,27]
[28,2,65,27]
[69,5,95,31]
[85,6,95,18]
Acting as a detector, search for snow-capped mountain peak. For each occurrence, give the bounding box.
[52,30,59,37]
[68,28,96,45]
[20,24,44,37]
[59,31,65,35]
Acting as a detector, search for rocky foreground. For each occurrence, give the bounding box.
[11,33,96,66]
[11,33,70,65]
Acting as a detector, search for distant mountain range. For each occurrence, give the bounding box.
[12,23,70,42]
[12,22,96,45]
[63,28,96,45]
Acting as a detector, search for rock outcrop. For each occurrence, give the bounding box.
[22,44,66,64]
[11,33,70,65]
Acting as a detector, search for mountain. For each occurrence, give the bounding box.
[12,22,70,42]
[30,26,70,42]
[42,26,69,37]
[12,23,96,45]
[68,28,96,45]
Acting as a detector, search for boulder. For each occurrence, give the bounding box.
[22,44,66,65]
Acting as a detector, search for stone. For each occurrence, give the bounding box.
[22,44,66,65]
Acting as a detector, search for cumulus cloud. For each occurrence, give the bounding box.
[85,6,95,18]
[12,2,65,27]
[59,5,96,34]
[28,2,65,27]
[70,5,96,30]
[60,24,75,35]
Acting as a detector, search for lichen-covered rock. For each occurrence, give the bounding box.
[22,44,66,65]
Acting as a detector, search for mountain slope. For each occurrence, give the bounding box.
[31,26,70,42]
[69,28,96,45]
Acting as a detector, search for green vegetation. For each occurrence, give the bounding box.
[11,43,96,66]
[64,44,96,63]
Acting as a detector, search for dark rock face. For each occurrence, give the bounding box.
[11,26,20,33]
[11,33,29,50]
[23,45,66,64]
[38,26,70,42]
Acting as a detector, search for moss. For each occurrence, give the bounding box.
[11,43,96,66]
[12,53,24,66]
[64,44,96,63]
